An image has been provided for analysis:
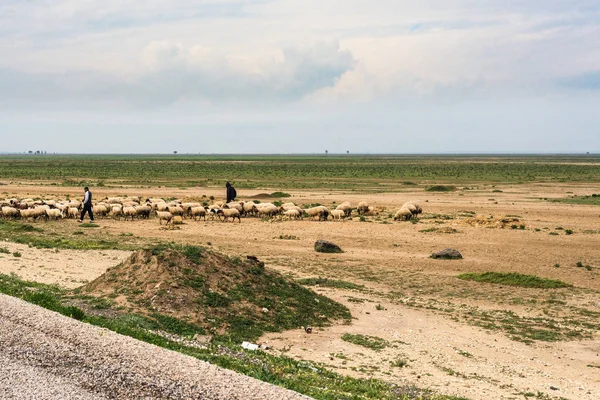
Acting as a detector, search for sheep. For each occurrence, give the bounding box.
[330,209,346,221]
[122,206,137,221]
[217,208,241,223]
[156,211,173,225]
[305,206,329,221]
[94,205,109,218]
[135,205,152,219]
[172,216,184,225]
[168,206,184,217]
[404,201,423,215]
[156,203,169,212]
[335,202,353,217]
[402,202,418,217]
[282,209,302,220]
[19,208,44,221]
[45,208,63,221]
[109,205,123,219]
[190,206,207,221]
[69,200,82,210]
[280,205,303,215]
[357,202,370,215]
[257,204,279,218]
[224,202,243,212]
[394,207,413,221]
[67,207,80,219]
[1,207,19,219]
[242,202,258,217]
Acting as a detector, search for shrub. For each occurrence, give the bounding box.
[12,251,22,258]
[426,185,456,192]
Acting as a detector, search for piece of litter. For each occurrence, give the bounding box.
[241,341,259,351]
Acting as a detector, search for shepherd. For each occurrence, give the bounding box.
[78,186,94,223]
[226,182,237,203]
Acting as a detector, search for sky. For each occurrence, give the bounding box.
[0,0,599,154]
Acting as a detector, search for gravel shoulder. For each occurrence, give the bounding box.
[0,293,309,400]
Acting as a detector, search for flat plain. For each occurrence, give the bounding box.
[1,154,599,400]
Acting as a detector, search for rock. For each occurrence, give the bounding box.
[430,248,463,260]
[192,334,213,344]
[314,239,343,254]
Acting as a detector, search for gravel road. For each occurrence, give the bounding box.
[0,294,310,400]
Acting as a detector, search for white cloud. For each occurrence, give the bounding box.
[0,0,599,152]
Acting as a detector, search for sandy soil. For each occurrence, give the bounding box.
[0,242,131,288]
[2,182,600,399]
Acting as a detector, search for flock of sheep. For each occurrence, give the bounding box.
[0,196,423,224]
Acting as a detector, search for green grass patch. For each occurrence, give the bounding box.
[297,277,365,291]
[341,333,389,351]
[79,223,100,228]
[458,272,572,289]
[0,247,9,254]
[270,191,291,198]
[426,185,457,192]
[550,194,600,206]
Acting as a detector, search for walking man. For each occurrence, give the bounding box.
[78,186,94,223]
[225,182,237,203]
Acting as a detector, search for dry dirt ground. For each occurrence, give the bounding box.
[2,182,600,400]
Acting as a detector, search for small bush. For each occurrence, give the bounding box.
[0,247,9,254]
[271,192,291,198]
[565,229,574,235]
[426,185,456,192]
[12,251,22,258]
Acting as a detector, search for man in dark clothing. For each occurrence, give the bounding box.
[226,182,237,203]
[78,187,94,222]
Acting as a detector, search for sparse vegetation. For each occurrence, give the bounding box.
[297,277,365,291]
[341,333,390,351]
[457,272,572,289]
[426,185,457,192]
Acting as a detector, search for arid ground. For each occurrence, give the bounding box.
[2,179,599,400]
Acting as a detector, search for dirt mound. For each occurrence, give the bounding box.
[83,244,350,341]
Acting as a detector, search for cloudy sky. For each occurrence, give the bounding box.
[1,0,599,154]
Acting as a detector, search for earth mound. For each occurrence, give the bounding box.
[82,244,350,341]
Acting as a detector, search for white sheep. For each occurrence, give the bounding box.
[45,208,63,221]
[305,206,329,221]
[1,207,19,219]
[122,206,137,221]
[224,202,243,212]
[168,206,184,217]
[109,205,123,219]
[283,209,302,220]
[217,208,241,223]
[257,204,279,218]
[330,209,345,221]
[156,211,173,225]
[394,207,413,221]
[335,202,353,217]
[190,206,207,221]
[67,207,79,219]
[242,202,258,217]
[94,204,109,217]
